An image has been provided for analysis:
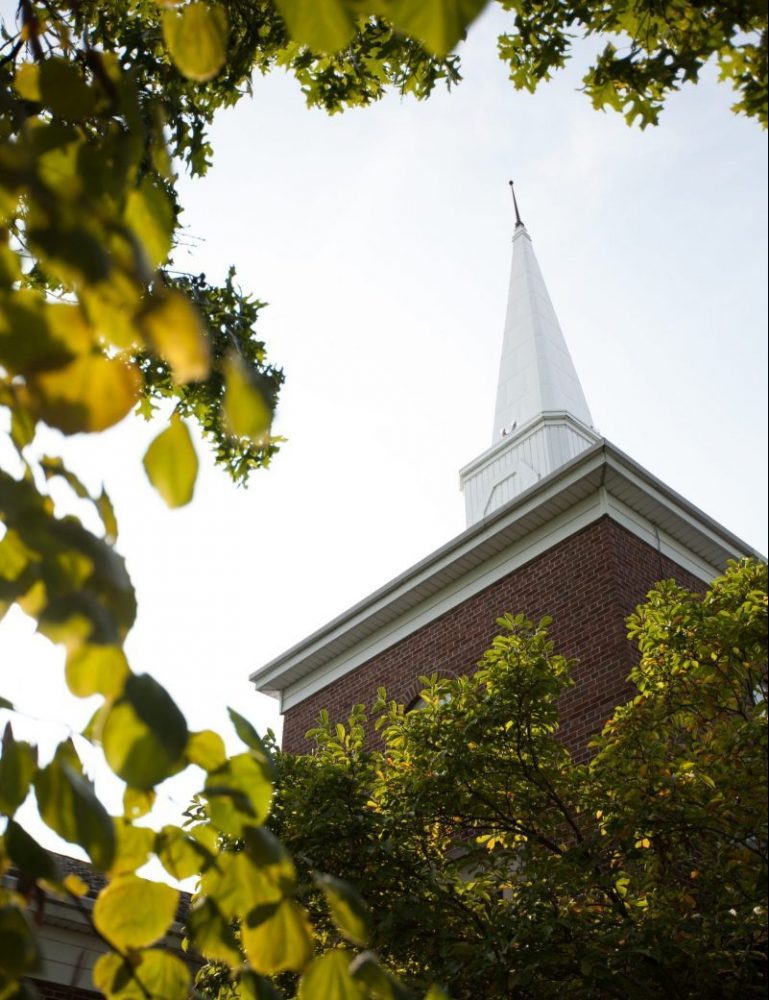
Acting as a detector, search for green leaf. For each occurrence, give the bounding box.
[65,644,130,699]
[162,3,228,82]
[298,950,361,1000]
[0,723,37,816]
[186,898,241,967]
[0,243,22,288]
[102,674,188,791]
[37,58,96,119]
[4,820,61,883]
[423,987,450,1000]
[93,874,179,950]
[142,414,199,508]
[350,953,409,1000]
[223,354,273,441]
[0,293,90,377]
[0,242,22,289]
[24,354,141,435]
[187,729,227,771]
[314,873,370,947]
[0,905,41,979]
[156,824,212,880]
[94,948,190,1000]
[28,225,111,285]
[34,741,116,870]
[140,291,210,384]
[241,899,314,975]
[40,455,91,499]
[203,752,273,835]
[125,178,175,269]
[388,0,487,56]
[228,707,276,776]
[238,970,285,1000]
[242,825,296,893]
[96,487,119,545]
[0,235,22,289]
[273,0,355,53]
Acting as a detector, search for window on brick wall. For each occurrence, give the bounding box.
[406,689,451,712]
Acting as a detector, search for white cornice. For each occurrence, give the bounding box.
[250,441,761,709]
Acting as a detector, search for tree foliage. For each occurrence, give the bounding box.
[0,3,463,996]
[262,560,768,999]
[0,3,765,1000]
[496,0,768,128]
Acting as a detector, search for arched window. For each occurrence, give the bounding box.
[406,688,451,712]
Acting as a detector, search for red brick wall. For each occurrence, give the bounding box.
[282,517,705,753]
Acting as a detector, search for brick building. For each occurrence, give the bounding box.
[251,195,758,753]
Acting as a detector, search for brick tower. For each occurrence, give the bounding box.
[251,190,757,752]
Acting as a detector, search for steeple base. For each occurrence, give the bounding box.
[459,412,600,526]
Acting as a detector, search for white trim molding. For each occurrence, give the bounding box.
[250,440,762,712]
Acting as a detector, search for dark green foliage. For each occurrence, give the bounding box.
[266,560,768,998]
[496,0,768,127]
[136,269,284,485]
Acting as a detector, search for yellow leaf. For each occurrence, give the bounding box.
[14,63,41,101]
[388,0,487,57]
[241,899,314,975]
[109,819,155,877]
[123,787,156,821]
[273,0,355,53]
[187,729,227,771]
[142,414,199,508]
[94,949,190,1000]
[314,873,369,947]
[25,354,140,434]
[63,873,89,896]
[200,850,285,920]
[125,178,175,268]
[93,875,178,950]
[162,3,228,82]
[65,644,130,699]
[156,825,210,880]
[80,271,144,351]
[141,291,210,384]
[186,898,241,967]
[102,675,188,790]
[298,950,360,1000]
[223,354,272,440]
[204,752,273,836]
[0,294,91,376]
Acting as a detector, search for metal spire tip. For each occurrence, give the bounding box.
[509,180,524,229]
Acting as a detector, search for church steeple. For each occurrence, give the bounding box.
[460,189,600,526]
[492,186,593,444]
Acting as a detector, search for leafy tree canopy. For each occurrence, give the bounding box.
[258,560,768,999]
[0,3,765,1000]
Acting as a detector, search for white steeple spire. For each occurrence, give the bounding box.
[460,187,599,526]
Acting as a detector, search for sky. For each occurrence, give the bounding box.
[1,5,767,849]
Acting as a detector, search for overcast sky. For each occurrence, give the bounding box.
[1,5,767,847]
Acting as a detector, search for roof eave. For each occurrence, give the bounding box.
[251,440,761,698]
